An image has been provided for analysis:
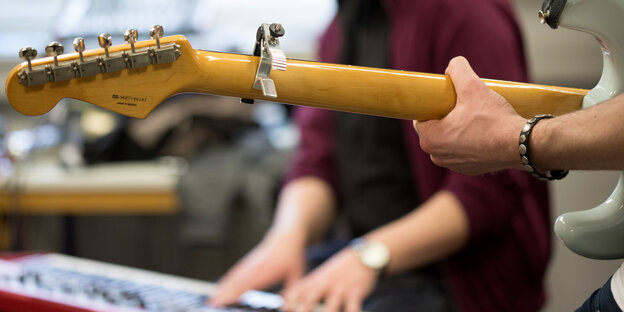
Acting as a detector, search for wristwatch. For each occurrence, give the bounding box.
[349,238,390,272]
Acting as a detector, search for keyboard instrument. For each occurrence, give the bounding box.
[0,253,283,312]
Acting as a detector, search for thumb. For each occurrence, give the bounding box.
[445,56,487,102]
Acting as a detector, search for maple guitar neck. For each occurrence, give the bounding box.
[185,50,587,120]
[5,35,587,120]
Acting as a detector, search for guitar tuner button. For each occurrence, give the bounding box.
[45,41,64,56]
[149,25,164,48]
[269,23,285,38]
[98,33,112,57]
[124,29,138,53]
[19,47,37,70]
[45,41,64,66]
[538,10,550,24]
[73,37,85,62]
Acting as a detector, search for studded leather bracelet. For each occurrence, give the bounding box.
[519,114,569,181]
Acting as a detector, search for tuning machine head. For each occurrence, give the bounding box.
[124,29,139,53]
[97,33,112,57]
[149,25,164,48]
[45,41,64,66]
[73,37,85,62]
[269,23,285,39]
[19,47,38,70]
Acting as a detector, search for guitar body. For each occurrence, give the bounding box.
[552,0,624,259]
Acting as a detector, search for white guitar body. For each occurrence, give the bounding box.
[550,0,624,259]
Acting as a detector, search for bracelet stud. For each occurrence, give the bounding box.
[519,114,569,181]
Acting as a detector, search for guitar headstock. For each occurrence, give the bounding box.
[5,25,199,118]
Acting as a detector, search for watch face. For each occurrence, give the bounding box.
[359,241,390,270]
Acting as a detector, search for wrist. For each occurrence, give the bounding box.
[506,115,529,170]
[265,226,307,247]
[528,116,559,172]
[349,238,391,275]
[518,114,568,180]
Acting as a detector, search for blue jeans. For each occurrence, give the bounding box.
[576,278,622,312]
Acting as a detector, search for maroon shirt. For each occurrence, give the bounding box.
[286,0,551,311]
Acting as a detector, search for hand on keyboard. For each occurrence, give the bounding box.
[211,230,306,307]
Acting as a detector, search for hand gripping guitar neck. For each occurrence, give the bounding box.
[544,0,624,259]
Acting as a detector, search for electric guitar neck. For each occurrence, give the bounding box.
[5,33,587,120]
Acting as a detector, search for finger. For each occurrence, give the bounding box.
[413,119,435,134]
[299,285,326,312]
[344,292,363,312]
[321,287,345,312]
[210,269,249,306]
[445,56,486,97]
[211,263,277,306]
[282,283,304,312]
[211,283,247,306]
[430,154,441,167]
[413,119,434,136]
[283,276,324,312]
[430,154,456,170]
[417,121,444,154]
[210,288,239,307]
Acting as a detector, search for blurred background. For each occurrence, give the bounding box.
[0,0,620,311]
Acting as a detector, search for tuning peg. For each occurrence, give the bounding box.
[73,37,85,62]
[149,25,164,48]
[45,41,64,66]
[124,29,138,53]
[97,33,112,57]
[269,23,285,38]
[19,47,38,71]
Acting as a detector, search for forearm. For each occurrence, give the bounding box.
[268,176,337,245]
[365,191,469,274]
[530,93,624,171]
